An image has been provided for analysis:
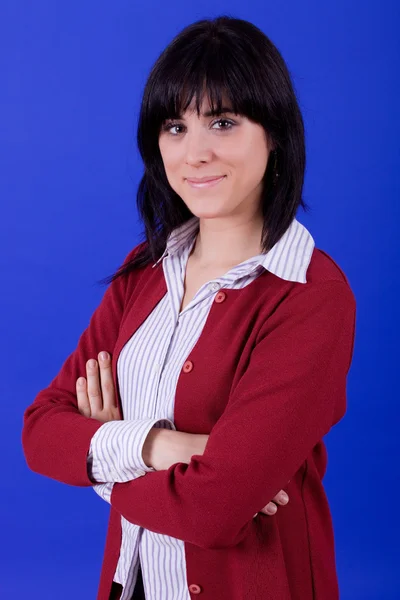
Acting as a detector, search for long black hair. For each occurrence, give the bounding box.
[99,15,309,286]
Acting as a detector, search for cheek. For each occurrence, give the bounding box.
[159,143,181,175]
[159,150,184,194]
[227,145,267,183]
[240,140,269,182]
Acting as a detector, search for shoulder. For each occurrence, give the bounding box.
[260,245,356,315]
[306,247,353,289]
[291,247,357,317]
[268,247,356,336]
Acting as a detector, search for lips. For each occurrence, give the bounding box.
[185,175,226,189]
[186,176,225,183]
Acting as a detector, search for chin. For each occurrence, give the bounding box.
[188,206,231,219]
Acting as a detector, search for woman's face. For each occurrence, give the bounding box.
[158,95,273,220]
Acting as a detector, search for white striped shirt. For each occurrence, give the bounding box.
[87,215,315,599]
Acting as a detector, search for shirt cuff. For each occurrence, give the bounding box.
[92,482,114,504]
[87,418,176,483]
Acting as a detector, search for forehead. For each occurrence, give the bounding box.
[182,92,235,116]
[176,80,232,110]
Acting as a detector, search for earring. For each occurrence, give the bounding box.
[273,149,279,185]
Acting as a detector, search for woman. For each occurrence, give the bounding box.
[22,15,356,600]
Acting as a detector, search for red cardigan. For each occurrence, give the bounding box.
[22,240,356,600]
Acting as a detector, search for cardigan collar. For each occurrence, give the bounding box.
[152,215,315,284]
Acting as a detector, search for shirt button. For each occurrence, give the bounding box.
[188,583,202,594]
[208,281,220,291]
[214,291,227,303]
[182,360,194,373]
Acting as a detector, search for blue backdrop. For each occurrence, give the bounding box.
[1,1,398,598]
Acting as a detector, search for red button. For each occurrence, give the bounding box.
[183,360,193,373]
[188,583,202,594]
[215,291,226,303]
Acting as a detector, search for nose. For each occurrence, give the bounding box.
[184,128,213,166]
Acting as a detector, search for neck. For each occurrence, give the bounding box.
[190,213,265,269]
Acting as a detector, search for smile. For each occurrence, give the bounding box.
[186,176,226,189]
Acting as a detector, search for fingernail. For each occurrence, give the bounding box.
[280,493,289,504]
[269,504,277,514]
[100,352,108,361]
[88,359,96,368]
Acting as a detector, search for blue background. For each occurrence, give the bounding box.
[1,1,398,598]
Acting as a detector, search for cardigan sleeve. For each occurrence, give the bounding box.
[21,243,145,487]
[108,279,356,550]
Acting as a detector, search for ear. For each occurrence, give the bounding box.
[266,132,276,153]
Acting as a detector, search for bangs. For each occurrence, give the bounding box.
[143,36,266,131]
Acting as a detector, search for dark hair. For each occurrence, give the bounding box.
[99,14,309,286]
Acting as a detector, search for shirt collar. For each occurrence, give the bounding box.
[152,216,315,284]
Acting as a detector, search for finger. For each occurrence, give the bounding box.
[98,351,116,411]
[86,359,103,414]
[272,490,289,505]
[76,377,91,417]
[262,502,278,515]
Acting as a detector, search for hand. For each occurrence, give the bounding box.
[142,428,199,472]
[76,351,121,423]
[255,489,289,518]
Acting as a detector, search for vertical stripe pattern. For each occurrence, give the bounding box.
[110,217,314,599]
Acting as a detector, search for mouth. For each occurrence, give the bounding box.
[185,175,226,189]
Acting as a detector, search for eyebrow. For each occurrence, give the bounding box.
[174,107,236,119]
[203,107,235,117]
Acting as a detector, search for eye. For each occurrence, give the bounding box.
[211,118,235,130]
[160,117,236,136]
[161,121,184,136]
